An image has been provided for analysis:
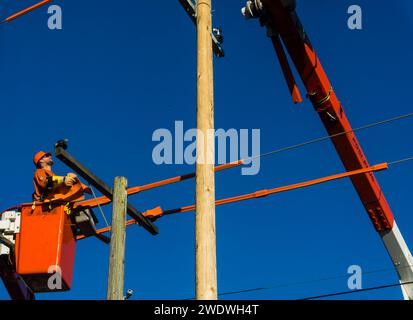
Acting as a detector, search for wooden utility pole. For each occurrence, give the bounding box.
[107,176,127,300]
[195,0,217,300]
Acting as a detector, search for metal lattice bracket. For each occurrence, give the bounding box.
[178,0,225,58]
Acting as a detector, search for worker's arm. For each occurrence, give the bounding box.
[34,170,76,190]
[47,175,76,187]
[48,175,65,186]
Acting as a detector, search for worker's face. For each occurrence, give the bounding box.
[40,154,54,167]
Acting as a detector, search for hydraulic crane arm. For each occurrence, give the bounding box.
[246,0,394,232]
[242,0,413,299]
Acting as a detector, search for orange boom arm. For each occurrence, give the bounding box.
[2,0,52,23]
[78,162,388,240]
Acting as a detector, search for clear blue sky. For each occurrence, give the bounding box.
[0,0,413,300]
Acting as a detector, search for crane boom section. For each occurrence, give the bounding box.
[261,0,394,231]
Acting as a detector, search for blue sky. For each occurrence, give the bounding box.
[0,0,413,300]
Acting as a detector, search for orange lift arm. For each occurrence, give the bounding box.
[243,0,394,232]
[78,162,389,240]
[1,0,53,23]
[74,160,244,209]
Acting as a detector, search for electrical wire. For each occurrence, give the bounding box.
[248,112,413,162]
[388,157,413,166]
[300,280,413,300]
[89,185,110,228]
[182,263,413,300]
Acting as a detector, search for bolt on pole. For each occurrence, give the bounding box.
[107,176,127,300]
[195,0,218,300]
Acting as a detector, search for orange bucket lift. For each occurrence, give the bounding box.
[0,149,112,298]
[14,204,76,292]
[0,193,102,296]
[0,197,106,298]
[0,140,157,299]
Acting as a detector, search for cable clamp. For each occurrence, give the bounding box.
[308,86,333,110]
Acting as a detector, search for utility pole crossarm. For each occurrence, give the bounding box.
[54,141,159,235]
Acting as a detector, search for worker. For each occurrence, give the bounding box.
[32,151,79,201]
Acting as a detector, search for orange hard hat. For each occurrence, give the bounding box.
[33,151,51,166]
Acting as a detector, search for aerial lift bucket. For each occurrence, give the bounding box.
[14,204,76,293]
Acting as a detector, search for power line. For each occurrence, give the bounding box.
[182,264,413,300]
[248,112,413,161]
[300,280,413,300]
[89,185,110,228]
[388,157,413,166]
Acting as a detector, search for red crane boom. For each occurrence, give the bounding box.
[248,0,393,231]
[242,0,413,299]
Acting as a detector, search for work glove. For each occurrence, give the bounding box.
[51,176,65,185]
[67,172,78,180]
[64,175,77,186]
[66,173,78,186]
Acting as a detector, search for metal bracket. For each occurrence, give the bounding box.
[54,140,159,236]
[0,211,33,300]
[124,288,133,300]
[178,0,225,58]
[0,211,21,256]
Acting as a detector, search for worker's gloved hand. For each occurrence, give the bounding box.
[64,175,77,186]
[65,173,79,186]
[67,172,78,180]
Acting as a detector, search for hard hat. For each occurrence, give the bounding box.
[33,151,51,166]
